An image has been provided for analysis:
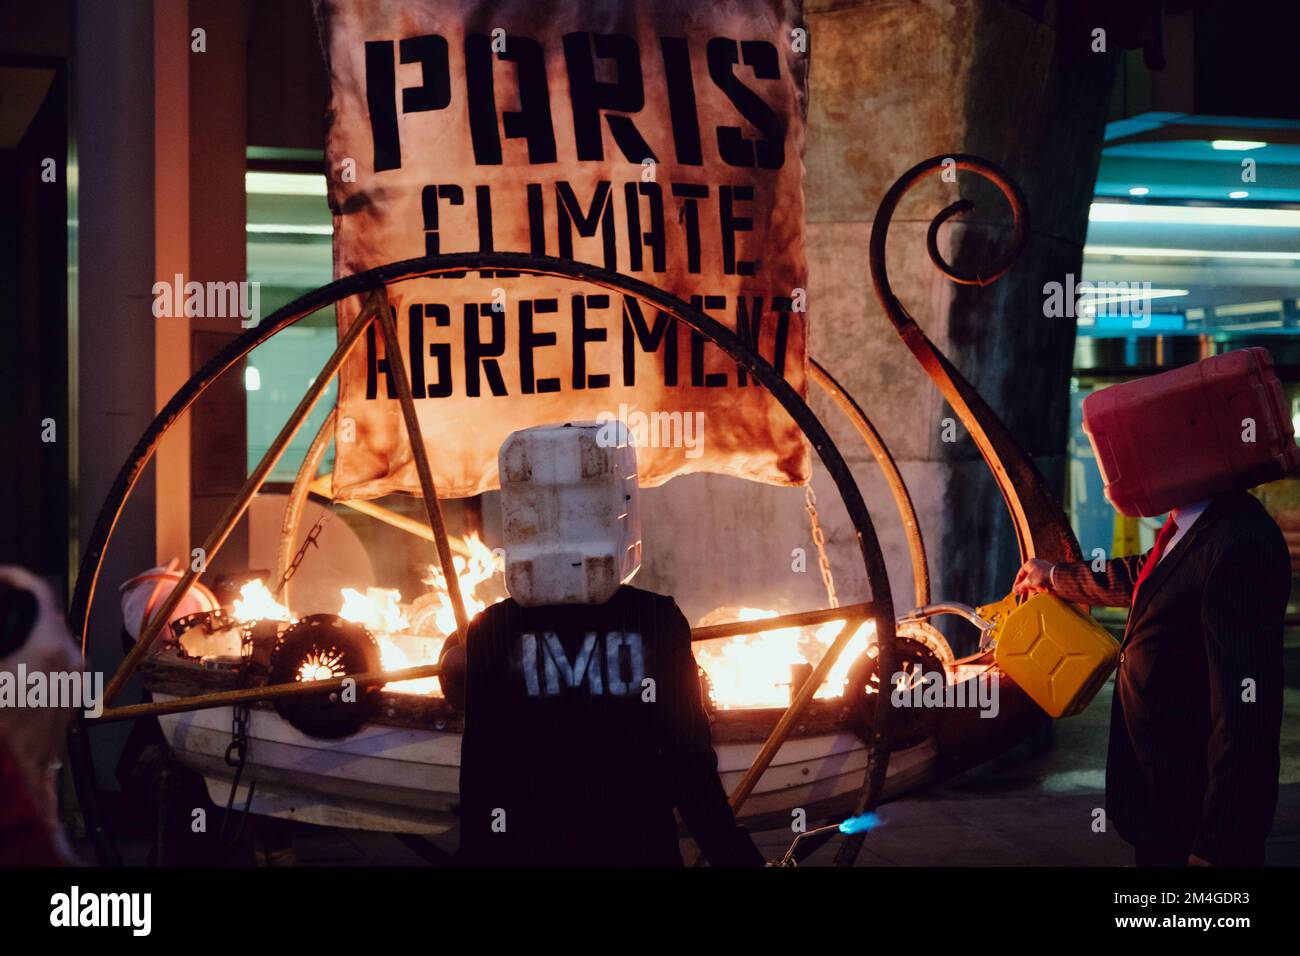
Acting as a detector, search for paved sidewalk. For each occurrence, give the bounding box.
[749,680,1300,866]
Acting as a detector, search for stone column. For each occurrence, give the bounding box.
[75,0,157,778]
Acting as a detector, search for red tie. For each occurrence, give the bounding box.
[1133,515,1178,602]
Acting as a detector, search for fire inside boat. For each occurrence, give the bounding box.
[132,518,1022,838]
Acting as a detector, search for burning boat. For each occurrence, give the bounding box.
[69,156,1083,863]
[134,549,1024,836]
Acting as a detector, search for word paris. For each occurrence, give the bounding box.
[366,33,788,172]
[49,887,151,937]
[0,665,103,718]
[891,669,1000,719]
[363,294,797,400]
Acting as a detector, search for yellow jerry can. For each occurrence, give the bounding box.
[976,592,1120,718]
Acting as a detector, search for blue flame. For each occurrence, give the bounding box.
[838,812,880,835]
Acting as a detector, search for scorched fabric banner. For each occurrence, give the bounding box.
[315,0,811,499]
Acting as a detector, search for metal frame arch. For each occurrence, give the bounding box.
[67,250,903,866]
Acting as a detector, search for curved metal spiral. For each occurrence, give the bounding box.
[867,154,1082,567]
[832,155,1081,868]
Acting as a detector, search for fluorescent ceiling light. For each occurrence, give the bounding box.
[246,223,334,236]
[1219,320,1283,331]
[1089,202,1300,228]
[1084,245,1300,261]
[1128,186,1150,196]
[245,171,328,196]
[1210,139,1266,151]
[1214,299,1282,318]
[1078,287,1189,304]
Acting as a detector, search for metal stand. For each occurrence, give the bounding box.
[70,155,1077,866]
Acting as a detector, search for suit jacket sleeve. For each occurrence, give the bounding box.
[658,599,766,867]
[1050,555,1145,608]
[1192,536,1286,863]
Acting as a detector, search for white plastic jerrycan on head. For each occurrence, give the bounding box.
[498,421,642,606]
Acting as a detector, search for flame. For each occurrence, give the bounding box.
[335,586,431,694]
[232,579,292,623]
[420,532,500,636]
[231,541,885,712]
[693,608,876,710]
[339,587,409,633]
[330,534,504,695]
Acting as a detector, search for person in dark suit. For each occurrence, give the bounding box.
[1014,490,1289,866]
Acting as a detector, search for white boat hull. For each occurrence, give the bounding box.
[155,694,939,835]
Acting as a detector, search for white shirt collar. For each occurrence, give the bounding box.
[1170,498,1212,530]
[1159,497,1212,563]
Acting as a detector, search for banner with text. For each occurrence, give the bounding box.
[316,0,810,498]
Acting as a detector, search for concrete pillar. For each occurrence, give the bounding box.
[75,0,157,774]
[153,0,191,565]
[640,0,1115,632]
[186,0,249,577]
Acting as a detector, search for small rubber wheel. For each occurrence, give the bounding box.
[269,614,382,738]
[842,627,950,750]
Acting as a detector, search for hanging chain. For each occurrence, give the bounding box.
[226,624,255,770]
[276,508,334,593]
[219,622,257,843]
[804,484,839,609]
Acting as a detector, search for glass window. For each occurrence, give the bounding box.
[245,160,336,480]
[1070,115,1300,599]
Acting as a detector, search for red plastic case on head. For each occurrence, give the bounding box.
[1082,347,1300,517]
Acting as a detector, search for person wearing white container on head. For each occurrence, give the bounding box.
[440,421,763,867]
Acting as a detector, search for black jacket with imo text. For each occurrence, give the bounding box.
[451,584,764,867]
[1050,491,1288,864]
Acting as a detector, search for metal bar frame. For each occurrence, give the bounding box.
[824,154,1082,866]
[100,291,382,708]
[308,477,454,549]
[810,358,930,608]
[868,154,1083,569]
[373,290,472,639]
[67,250,904,866]
[66,159,1065,868]
[95,662,444,723]
[725,606,875,810]
[93,601,877,724]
